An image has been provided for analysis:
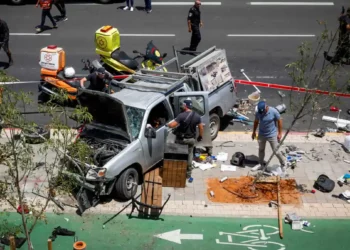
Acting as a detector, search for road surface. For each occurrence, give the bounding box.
[0,0,349,131]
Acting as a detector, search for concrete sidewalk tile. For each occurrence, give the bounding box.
[321,203,334,208]
[303,203,320,208]
[182,200,194,205]
[333,204,345,208]
[334,211,348,217]
[336,208,348,213]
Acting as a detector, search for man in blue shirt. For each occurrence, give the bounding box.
[252,101,285,170]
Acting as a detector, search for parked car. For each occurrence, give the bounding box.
[9,0,112,5]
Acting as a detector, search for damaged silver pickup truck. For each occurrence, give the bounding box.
[63,47,237,213]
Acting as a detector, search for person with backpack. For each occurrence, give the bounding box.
[166,100,204,178]
[36,0,57,32]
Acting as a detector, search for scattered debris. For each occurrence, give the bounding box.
[216,152,228,161]
[221,165,237,172]
[268,201,278,207]
[49,227,75,242]
[275,104,287,114]
[220,177,228,183]
[0,237,26,248]
[313,175,335,193]
[230,152,245,167]
[278,91,286,98]
[332,192,350,202]
[314,128,325,138]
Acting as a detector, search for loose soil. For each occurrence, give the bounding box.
[206,176,301,204]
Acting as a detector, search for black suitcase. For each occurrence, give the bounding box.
[313,174,335,193]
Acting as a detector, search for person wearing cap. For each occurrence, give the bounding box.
[166,99,204,178]
[252,101,286,170]
[80,67,110,92]
[181,0,203,55]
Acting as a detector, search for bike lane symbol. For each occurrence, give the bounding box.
[216,225,286,250]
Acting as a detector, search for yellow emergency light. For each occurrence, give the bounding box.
[95,25,121,57]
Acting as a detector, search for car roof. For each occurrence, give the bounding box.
[110,88,165,110]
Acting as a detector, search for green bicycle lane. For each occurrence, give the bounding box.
[2,213,350,250]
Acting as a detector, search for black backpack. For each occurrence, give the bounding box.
[313,174,335,193]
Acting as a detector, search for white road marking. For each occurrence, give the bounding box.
[151,2,222,5]
[70,2,222,6]
[120,34,175,37]
[10,33,51,36]
[249,2,334,6]
[154,229,203,244]
[227,34,315,37]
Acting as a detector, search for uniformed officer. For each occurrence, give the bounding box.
[0,18,13,67]
[181,0,203,55]
[324,7,350,64]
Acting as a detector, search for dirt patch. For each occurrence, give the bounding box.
[206,176,301,204]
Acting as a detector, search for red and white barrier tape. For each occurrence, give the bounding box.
[234,79,350,98]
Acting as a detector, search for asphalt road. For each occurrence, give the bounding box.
[1,0,350,131]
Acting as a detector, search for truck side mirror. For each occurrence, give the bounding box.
[145,126,156,139]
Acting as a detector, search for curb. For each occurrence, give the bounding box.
[2,197,350,219]
[216,131,348,143]
[0,128,78,140]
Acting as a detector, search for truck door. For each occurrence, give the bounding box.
[173,92,212,148]
[141,100,171,168]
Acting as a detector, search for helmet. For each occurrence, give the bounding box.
[64,67,75,78]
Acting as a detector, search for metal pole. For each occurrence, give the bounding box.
[240,69,260,93]
[173,46,181,73]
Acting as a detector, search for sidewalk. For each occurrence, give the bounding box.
[1,131,350,219]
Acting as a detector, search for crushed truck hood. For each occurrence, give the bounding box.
[77,89,132,141]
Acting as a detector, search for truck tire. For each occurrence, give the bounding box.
[115,167,139,200]
[210,113,220,141]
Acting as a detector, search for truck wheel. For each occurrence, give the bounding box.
[115,167,139,200]
[210,113,220,141]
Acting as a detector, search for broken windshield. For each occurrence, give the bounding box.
[126,106,145,139]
